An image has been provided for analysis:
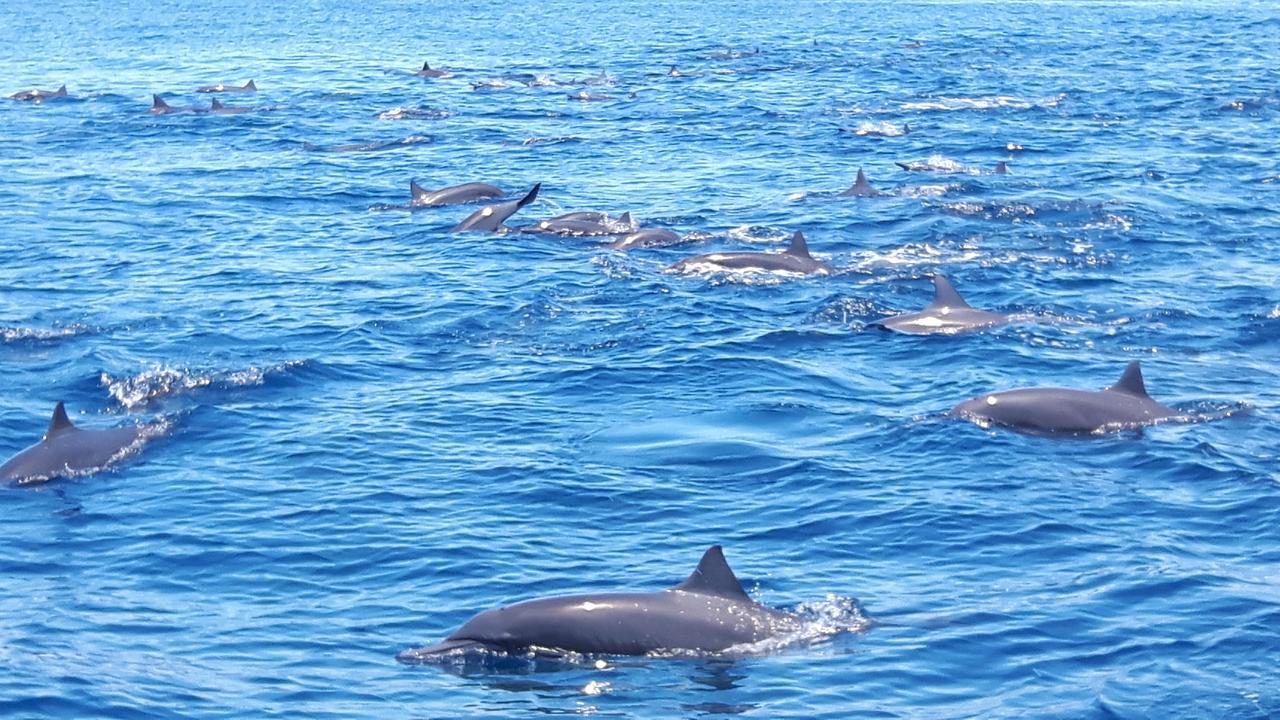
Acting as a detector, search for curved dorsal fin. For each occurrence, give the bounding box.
[786,231,812,258]
[152,94,169,109]
[211,98,224,109]
[994,161,1008,175]
[673,545,751,600]
[245,80,256,90]
[1108,362,1149,397]
[854,167,870,189]
[410,179,429,200]
[617,211,632,226]
[56,85,67,95]
[516,183,541,208]
[929,274,971,309]
[422,62,431,71]
[44,401,76,439]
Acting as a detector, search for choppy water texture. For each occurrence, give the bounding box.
[2,0,1279,717]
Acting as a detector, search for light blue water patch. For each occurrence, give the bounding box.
[1,0,1278,718]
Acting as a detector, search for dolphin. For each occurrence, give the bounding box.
[837,168,882,198]
[196,80,256,93]
[950,362,1189,435]
[451,184,541,233]
[667,231,833,275]
[415,62,449,78]
[667,65,683,77]
[872,274,1008,335]
[0,402,159,485]
[10,85,67,101]
[609,228,684,250]
[209,98,251,114]
[516,212,634,237]
[396,545,803,661]
[993,161,1009,175]
[410,181,505,207]
[569,91,614,101]
[150,95,201,114]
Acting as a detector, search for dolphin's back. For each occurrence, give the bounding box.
[0,425,144,483]
[954,387,1179,434]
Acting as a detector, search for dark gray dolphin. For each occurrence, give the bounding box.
[410,181,505,207]
[451,184,541,233]
[837,168,882,198]
[950,362,1188,435]
[209,98,252,115]
[196,80,256,93]
[151,95,201,115]
[0,402,158,485]
[396,545,802,661]
[516,212,634,237]
[993,161,1009,175]
[609,228,684,250]
[667,231,833,275]
[10,85,67,101]
[415,62,449,78]
[872,274,1008,335]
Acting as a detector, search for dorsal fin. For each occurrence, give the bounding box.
[44,401,76,439]
[515,183,541,208]
[1108,362,1149,397]
[929,274,971,309]
[410,179,430,200]
[422,62,431,71]
[617,211,632,226]
[786,231,812,258]
[211,98,224,109]
[994,161,1008,174]
[152,94,169,109]
[673,545,751,600]
[245,80,256,90]
[56,85,67,95]
[895,161,910,171]
[902,123,911,134]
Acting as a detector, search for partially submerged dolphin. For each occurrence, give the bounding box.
[872,274,1008,335]
[196,80,256,93]
[667,231,833,275]
[410,181,505,207]
[209,98,251,115]
[10,85,67,101]
[451,184,541,233]
[415,62,449,79]
[950,362,1188,435]
[0,402,159,484]
[516,212,635,237]
[397,545,803,661]
[609,228,684,250]
[151,95,201,115]
[838,168,882,198]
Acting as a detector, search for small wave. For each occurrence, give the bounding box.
[901,93,1065,112]
[375,107,452,120]
[840,121,910,137]
[726,225,792,244]
[100,360,306,409]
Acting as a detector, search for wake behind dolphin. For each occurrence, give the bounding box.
[397,545,850,661]
[0,402,164,485]
[950,362,1193,435]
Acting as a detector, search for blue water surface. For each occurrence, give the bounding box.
[2,0,1279,717]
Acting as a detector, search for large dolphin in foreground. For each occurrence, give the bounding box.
[411,181,505,207]
[950,362,1188,435]
[397,545,803,661]
[0,402,160,484]
[667,232,833,275]
[451,184,541,232]
[872,274,1008,335]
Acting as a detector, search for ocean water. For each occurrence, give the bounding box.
[2,0,1279,717]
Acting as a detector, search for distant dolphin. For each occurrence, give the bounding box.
[209,98,251,114]
[196,80,256,93]
[0,402,160,485]
[568,91,614,101]
[667,231,833,275]
[872,275,1008,335]
[10,85,67,102]
[667,65,683,77]
[704,47,760,60]
[838,168,882,198]
[609,228,684,250]
[993,161,1009,175]
[951,362,1189,435]
[451,184,541,233]
[396,545,803,661]
[151,95,201,114]
[415,62,449,78]
[410,181,505,207]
